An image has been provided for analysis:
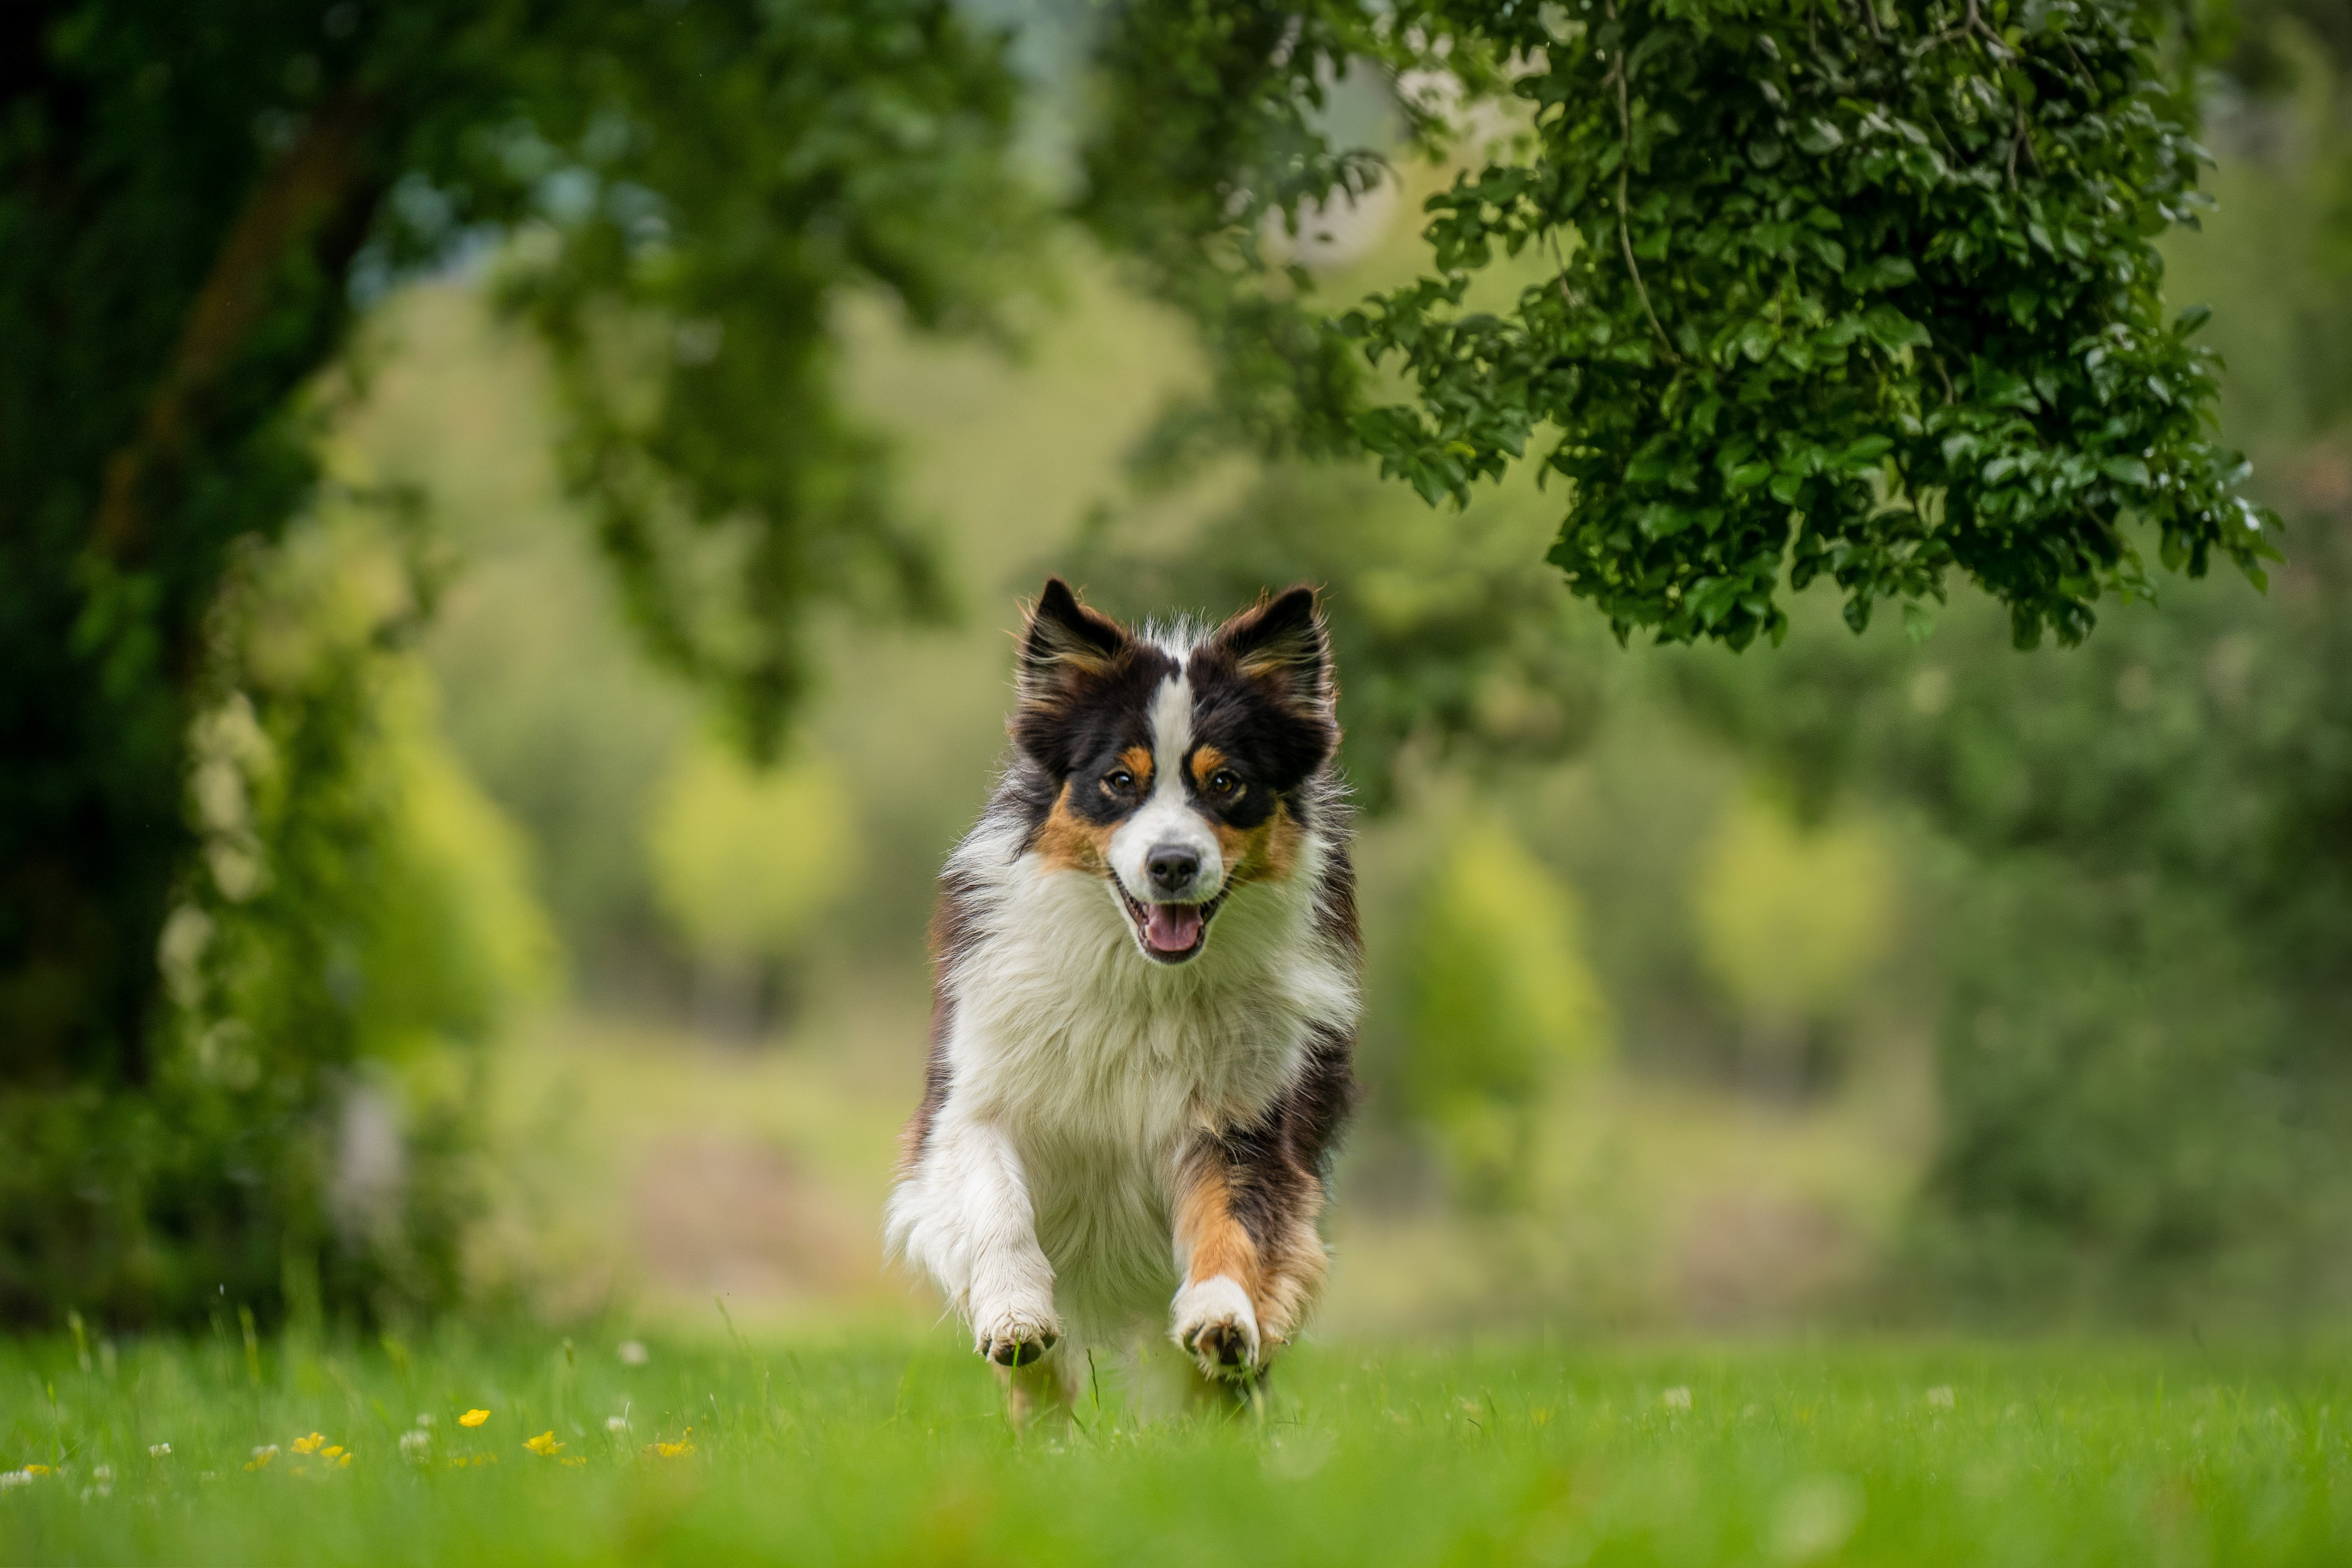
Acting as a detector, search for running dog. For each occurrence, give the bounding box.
[886,578,1359,1394]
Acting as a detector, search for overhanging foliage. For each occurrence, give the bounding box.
[1090,0,2282,650]
[1366,0,2275,650]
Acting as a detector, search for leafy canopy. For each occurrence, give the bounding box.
[0,0,1024,1320]
[1091,0,2280,650]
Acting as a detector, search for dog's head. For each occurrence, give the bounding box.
[1011,578,1339,966]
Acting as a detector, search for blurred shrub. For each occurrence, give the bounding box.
[647,739,857,970]
[364,676,562,1046]
[1403,818,1609,1209]
[0,484,553,1328]
[1691,790,1895,1091]
[1915,855,2326,1317]
[1668,489,2352,1316]
[362,285,698,976]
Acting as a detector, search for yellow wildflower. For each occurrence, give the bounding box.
[291,1433,326,1455]
[25,1465,52,1476]
[321,1446,344,1459]
[523,1431,563,1456]
[651,1427,696,1459]
[459,1409,490,1429]
[559,1457,587,1468]
[336,1453,353,1468]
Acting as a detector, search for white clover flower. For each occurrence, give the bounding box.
[606,1416,628,1433]
[618,1340,650,1366]
[148,1443,171,1458]
[398,1430,431,1455]
[1663,1386,1692,1410]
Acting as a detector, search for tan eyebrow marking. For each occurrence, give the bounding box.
[1189,745,1230,790]
[1118,745,1154,786]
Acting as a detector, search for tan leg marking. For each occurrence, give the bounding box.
[1175,1165,1263,1300]
[1171,1150,1329,1378]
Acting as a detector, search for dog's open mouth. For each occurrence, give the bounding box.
[1113,880,1229,964]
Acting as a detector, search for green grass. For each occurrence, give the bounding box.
[3,1329,2348,1565]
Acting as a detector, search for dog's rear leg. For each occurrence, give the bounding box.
[1000,1350,1075,1432]
[1167,1133,1327,1387]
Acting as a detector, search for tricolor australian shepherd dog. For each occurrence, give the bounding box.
[887,578,1359,1399]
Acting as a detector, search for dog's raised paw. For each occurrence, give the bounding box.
[975,1305,1059,1368]
[1171,1275,1262,1381]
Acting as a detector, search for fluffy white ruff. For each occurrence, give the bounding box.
[886,801,1356,1348]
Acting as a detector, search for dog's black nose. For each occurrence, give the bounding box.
[1146,845,1200,896]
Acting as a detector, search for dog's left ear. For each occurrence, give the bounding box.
[1209,585,1332,714]
[1017,576,1129,711]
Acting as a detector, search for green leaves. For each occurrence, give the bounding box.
[489,0,1029,759]
[2,0,1039,1322]
[1076,0,2275,659]
[1861,304,1932,350]
[1845,257,1918,292]
[1333,0,2276,650]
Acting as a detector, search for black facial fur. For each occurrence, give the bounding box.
[1009,579,1339,845]
[1011,578,1175,789]
[1183,585,1338,828]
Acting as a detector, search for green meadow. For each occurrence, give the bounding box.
[4,1332,2347,1566]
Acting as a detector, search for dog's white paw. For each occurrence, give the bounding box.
[973,1300,1060,1368]
[1171,1274,1262,1381]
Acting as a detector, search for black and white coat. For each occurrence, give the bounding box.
[886,579,1359,1387]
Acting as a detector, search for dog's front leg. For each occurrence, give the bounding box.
[892,1110,1060,1366]
[1168,1129,1329,1384]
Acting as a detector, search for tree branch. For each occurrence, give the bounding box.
[1608,50,1679,365]
[91,90,379,562]
[1916,0,2013,60]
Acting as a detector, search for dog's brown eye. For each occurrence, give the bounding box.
[1104,769,1135,792]
[1210,769,1239,795]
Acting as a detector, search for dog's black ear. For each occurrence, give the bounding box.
[1018,577,1129,710]
[1208,584,1331,714]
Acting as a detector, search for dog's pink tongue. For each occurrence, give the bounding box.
[1145,902,1204,953]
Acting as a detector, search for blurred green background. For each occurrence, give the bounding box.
[311,64,2352,1341]
[13,2,2352,1346]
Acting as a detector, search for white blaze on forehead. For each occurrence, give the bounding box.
[1149,669,1192,788]
[1107,671,1223,903]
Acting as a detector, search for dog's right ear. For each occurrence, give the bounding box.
[1017,577,1128,711]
